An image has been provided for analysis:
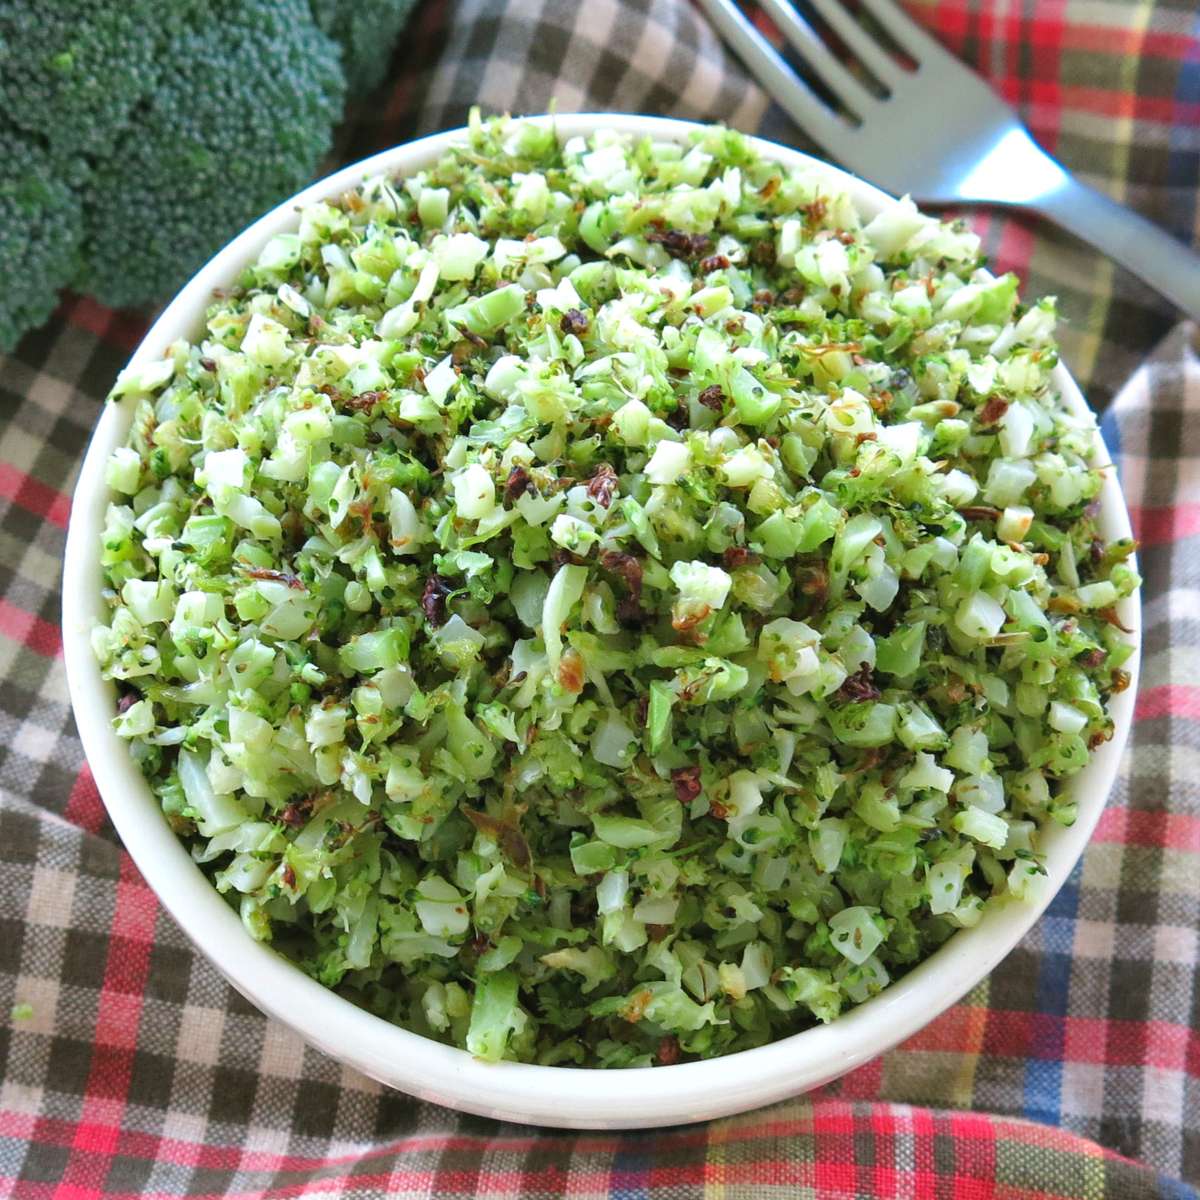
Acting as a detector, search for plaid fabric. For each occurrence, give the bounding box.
[1,1,1198,1196]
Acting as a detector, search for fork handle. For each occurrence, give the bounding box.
[1032,179,1200,323]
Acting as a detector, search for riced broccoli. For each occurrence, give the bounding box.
[0,0,419,351]
[95,115,1139,1068]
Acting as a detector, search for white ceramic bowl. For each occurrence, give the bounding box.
[63,113,1140,1130]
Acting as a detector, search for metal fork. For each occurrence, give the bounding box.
[697,0,1200,321]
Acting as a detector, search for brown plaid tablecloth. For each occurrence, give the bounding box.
[2,2,1199,1197]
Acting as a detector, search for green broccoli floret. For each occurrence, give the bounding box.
[0,1,197,157]
[77,0,345,309]
[0,0,419,346]
[309,0,420,92]
[0,124,83,351]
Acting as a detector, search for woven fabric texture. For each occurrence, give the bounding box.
[1,1,1198,1196]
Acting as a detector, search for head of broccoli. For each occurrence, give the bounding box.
[0,124,84,351]
[0,0,419,351]
[310,0,421,94]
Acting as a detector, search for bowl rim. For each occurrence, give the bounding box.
[62,111,1141,1130]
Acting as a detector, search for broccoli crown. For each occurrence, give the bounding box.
[309,0,419,93]
[0,1,197,158]
[0,124,83,352]
[0,0,418,347]
[78,0,346,310]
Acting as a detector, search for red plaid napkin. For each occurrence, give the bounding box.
[2,1,1198,1196]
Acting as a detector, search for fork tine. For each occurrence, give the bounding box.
[757,0,878,118]
[854,0,950,65]
[695,0,852,152]
[804,0,906,88]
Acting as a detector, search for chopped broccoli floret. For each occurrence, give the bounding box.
[94,114,1138,1066]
